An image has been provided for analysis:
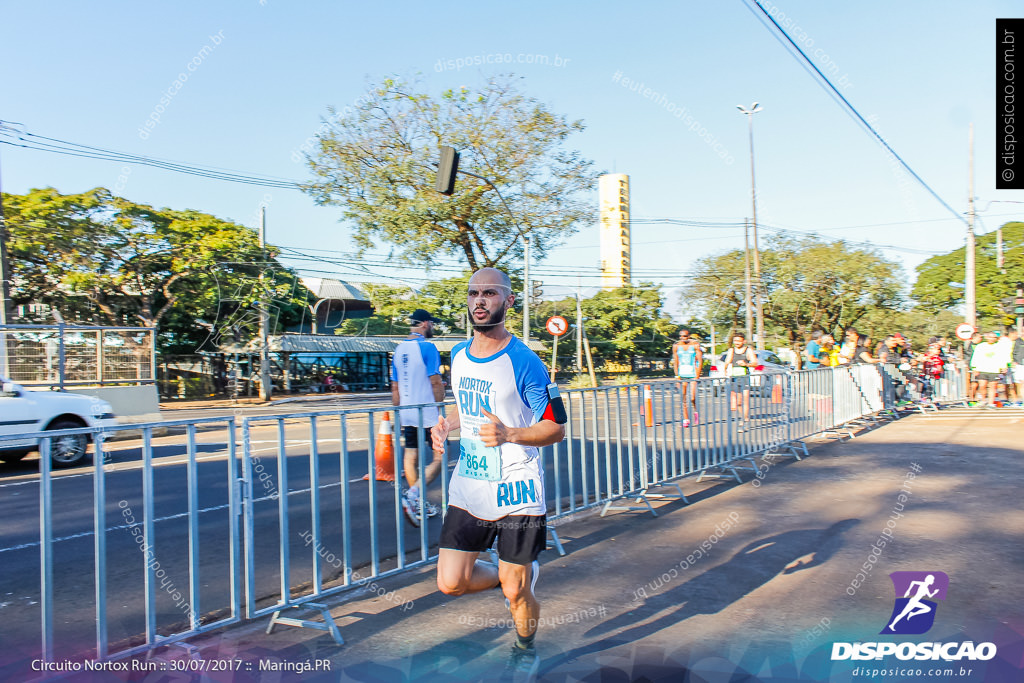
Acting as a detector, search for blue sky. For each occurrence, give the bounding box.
[2,1,1021,317]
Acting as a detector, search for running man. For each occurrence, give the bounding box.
[888,574,939,631]
[723,332,757,421]
[671,328,702,427]
[392,309,446,526]
[431,267,567,678]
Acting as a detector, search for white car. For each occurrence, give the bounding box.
[0,379,118,468]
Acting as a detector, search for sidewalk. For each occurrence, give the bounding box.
[138,407,1024,682]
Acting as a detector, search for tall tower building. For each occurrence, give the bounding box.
[599,174,631,290]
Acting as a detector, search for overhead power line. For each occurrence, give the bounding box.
[0,121,304,189]
[742,0,968,227]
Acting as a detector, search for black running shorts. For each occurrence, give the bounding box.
[976,372,1001,382]
[401,425,431,450]
[439,505,546,566]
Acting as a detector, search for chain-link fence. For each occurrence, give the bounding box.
[0,324,155,388]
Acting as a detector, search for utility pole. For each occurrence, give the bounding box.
[966,123,977,329]
[0,148,12,379]
[523,235,530,342]
[738,103,765,350]
[259,207,272,401]
[575,287,583,375]
[744,219,754,342]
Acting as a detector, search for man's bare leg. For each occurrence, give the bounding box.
[499,561,539,642]
[437,548,500,596]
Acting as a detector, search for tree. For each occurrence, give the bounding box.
[335,272,524,337]
[302,75,599,271]
[913,221,1024,328]
[3,187,310,353]
[684,235,906,350]
[530,284,676,364]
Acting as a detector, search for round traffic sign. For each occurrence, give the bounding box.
[955,323,975,341]
[546,315,569,337]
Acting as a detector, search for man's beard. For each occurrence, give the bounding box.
[470,306,506,331]
[421,325,433,339]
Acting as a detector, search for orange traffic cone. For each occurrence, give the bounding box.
[363,412,396,482]
[771,377,783,404]
[643,385,654,427]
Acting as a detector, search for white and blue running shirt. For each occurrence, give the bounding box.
[447,336,554,520]
[390,334,441,428]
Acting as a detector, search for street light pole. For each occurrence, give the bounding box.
[966,123,977,329]
[738,103,765,350]
[744,218,753,342]
[523,235,530,342]
[259,207,272,401]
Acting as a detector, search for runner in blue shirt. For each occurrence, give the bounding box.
[670,328,701,427]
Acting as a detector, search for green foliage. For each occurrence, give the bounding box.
[528,284,676,363]
[684,235,906,348]
[856,308,964,348]
[3,187,311,353]
[913,221,1024,328]
[566,374,595,389]
[302,75,599,271]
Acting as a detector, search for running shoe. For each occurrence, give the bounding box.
[424,500,440,517]
[401,489,421,527]
[682,419,691,428]
[502,644,539,681]
[692,412,699,425]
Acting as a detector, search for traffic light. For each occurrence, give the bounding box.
[435,145,460,195]
[530,279,543,305]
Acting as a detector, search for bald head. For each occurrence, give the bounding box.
[469,267,512,291]
[467,267,514,332]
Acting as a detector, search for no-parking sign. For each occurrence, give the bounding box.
[955,323,975,341]
[546,316,569,337]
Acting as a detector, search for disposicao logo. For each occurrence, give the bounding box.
[881,570,948,635]
[831,571,997,663]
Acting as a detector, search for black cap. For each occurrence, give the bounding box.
[409,309,440,324]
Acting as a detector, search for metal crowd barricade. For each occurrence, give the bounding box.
[7,357,976,670]
[239,401,459,643]
[1,417,242,675]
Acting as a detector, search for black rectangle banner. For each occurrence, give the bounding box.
[997,18,1024,189]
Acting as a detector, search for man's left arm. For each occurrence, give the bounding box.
[479,410,564,448]
[477,350,566,448]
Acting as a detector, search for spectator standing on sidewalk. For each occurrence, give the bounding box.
[995,329,1018,403]
[804,330,824,370]
[392,308,446,526]
[838,327,859,365]
[820,334,840,366]
[966,331,983,401]
[853,334,879,364]
[970,331,1005,407]
[1009,328,1024,405]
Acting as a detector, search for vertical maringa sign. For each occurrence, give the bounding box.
[997,18,1024,189]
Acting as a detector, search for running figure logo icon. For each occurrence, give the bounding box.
[880,571,949,635]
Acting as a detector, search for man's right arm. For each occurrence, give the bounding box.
[431,411,460,453]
